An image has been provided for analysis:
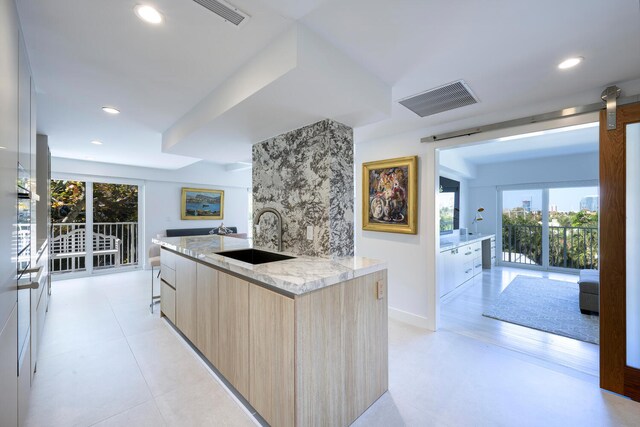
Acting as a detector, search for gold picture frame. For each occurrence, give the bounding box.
[362,156,418,234]
[181,188,224,220]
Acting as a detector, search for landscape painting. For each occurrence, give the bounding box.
[181,188,224,220]
[362,156,417,234]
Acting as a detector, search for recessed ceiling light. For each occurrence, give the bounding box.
[102,106,120,114]
[558,56,583,70]
[84,156,94,161]
[91,140,103,145]
[134,5,163,24]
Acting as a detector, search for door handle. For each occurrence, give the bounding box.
[17,265,43,290]
[17,280,39,290]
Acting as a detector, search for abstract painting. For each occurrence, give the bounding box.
[362,156,417,234]
[181,188,224,220]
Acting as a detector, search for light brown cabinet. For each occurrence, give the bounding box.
[217,272,249,398]
[196,264,219,366]
[249,285,295,427]
[294,270,388,426]
[160,281,176,324]
[343,271,389,423]
[175,255,197,343]
[159,248,388,427]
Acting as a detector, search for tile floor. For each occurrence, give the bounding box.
[27,269,640,426]
[26,271,256,427]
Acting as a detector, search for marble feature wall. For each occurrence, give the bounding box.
[252,119,354,257]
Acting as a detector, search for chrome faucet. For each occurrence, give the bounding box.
[253,207,283,252]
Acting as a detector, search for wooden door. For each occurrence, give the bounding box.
[600,102,640,400]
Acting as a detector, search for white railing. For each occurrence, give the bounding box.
[51,222,138,274]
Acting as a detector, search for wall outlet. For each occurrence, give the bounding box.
[306,225,313,241]
[376,280,385,300]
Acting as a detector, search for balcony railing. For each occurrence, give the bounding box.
[503,224,598,270]
[50,222,138,274]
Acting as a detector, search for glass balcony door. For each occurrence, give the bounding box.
[50,179,140,275]
[500,185,599,271]
[548,186,599,270]
[501,189,544,267]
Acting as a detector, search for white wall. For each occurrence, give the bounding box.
[144,180,249,244]
[467,151,599,236]
[51,157,251,269]
[356,114,601,330]
[355,129,437,328]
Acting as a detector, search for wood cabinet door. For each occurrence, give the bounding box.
[343,270,389,424]
[175,255,197,343]
[196,264,219,366]
[218,272,249,398]
[249,285,294,427]
[160,281,176,324]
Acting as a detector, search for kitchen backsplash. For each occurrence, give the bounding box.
[252,119,354,257]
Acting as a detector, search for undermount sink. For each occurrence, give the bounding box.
[217,249,295,265]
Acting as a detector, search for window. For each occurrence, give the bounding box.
[500,184,598,271]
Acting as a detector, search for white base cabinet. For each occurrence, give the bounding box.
[440,235,495,297]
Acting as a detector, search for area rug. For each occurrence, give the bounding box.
[482,275,599,344]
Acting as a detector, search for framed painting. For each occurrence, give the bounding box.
[181,188,224,220]
[362,156,418,234]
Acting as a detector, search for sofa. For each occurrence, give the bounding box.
[166,227,238,237]
[578,269,599,315]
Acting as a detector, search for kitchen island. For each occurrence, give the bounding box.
[152,235,388,427]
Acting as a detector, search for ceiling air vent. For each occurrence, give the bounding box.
[192,0,250,27]
[399,80,478,117]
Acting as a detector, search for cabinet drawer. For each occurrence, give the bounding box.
[161,281,176,323]
[463,261,474,282]
[461,245,474,257]
[473,259,483,276]
[161,249,176,270]
[161,266,176,288]
[471,242,482,254]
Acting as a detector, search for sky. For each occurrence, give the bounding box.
[502,186,599,213]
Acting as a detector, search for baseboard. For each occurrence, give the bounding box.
[388,307,432,330]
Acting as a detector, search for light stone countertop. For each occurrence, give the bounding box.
[152,235,386,296]
[439,233,495,252]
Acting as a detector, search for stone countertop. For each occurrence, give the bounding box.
[152,235,386,296]
[440,233,495,252]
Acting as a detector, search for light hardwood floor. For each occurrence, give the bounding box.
[440,265,600,377]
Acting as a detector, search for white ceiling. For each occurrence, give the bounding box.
[17,0,640,169]
[18,0,292,168]
[440,123,599,165]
